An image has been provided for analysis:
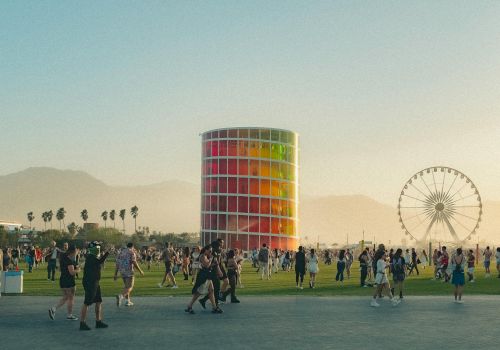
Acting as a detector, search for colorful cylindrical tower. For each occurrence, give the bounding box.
[201,128,299,251]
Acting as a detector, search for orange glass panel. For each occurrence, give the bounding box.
[238,159,248,175]
[249,141,259,157]
[260,160,270,177]
[238,140,248,157]
[271,180,280,197]
[271,217,280,234]
[249,160,259,176]
[249,178,259,195]
[260,179,270,196]
[271,162,280,179]
[271,199,280,216]
[260,198,270,214]
[228,140,238,156]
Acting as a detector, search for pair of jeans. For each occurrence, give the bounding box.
[47,259,56,280]
[360,264,367,286]
[295,269,305,285]
[336,261,345,282]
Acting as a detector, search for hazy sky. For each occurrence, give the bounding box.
[2,1,500,205]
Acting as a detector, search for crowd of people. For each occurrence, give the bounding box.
[2,239,500,330]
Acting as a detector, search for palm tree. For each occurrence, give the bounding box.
[119,209,126,233]
[56,207,66,232]
[41,211,48,231]
[47,210,53,230]
[67,222,79,237]
[27,212,35,230]
[101,210,108,228]
[109,209,116,229]
[130,205,139,233]
[80,209,89,227]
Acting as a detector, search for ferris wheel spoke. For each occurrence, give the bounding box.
[409,183,430,199]
[422,214,438,241]
[451,211,480,222]
[402,212,427,221]
[449,182,468,201]
[408,214,431,232]
[444,173,459,198]
[400,206,428,209]
[452,205,481,208]
[431,170,439,194]
[450,192,478,204]
[441,169,446,194]
[419,175,435,197]
[442,215,460,242]
[401,194,428,204]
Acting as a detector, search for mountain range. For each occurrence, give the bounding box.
[1,167,498,244]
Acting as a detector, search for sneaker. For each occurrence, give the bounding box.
[470,280,475,283]
[171,285,178,289]
[199,299,207,309]
[116,294,123,307]
[66,315,78,321]
[184,307,195,314]
[300,286,303,290]
[231,298,241,303]
[157,283,163,288]
[370,300,380,307]
[125,300,134,306]
[95,320,108,329]
[48,307,55,320]
[392,299,401,307]
[80,322,91,331]
[212,307,223,314]
[296,284,299,289]
[309,281,313,288]
[457,300,464,304]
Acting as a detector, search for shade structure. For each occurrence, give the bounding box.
[201,127,299,251]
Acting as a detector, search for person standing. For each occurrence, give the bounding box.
[79,241,109,331]
[496,247,500,278]
[235,248,244,288]
[46,241,62,282]
[359,249,369,287]
[335,250,346,285]
[49,244,80,321]
[114,242,144,307]
[295,246,306,289]
[308,249,319,288]
[345,249,353,279]
[391,249,406,299]
[191,246,201,285]
[466,249,475,283]
[258,243,270,280]
[483,246,492,278]
[441,246,450,283]
[182,247,191,281]
[421,250,428,269]
[451,248,466,303]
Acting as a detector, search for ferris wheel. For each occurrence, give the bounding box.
[398,166,482,244]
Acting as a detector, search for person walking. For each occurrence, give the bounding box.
[182,247,191,281]
[359,249,369,287]
[114,242,144,307]
[49,244,80,321]
[496,247,500,278]
[295,246,306,289]
[391,248,406,299]
[483,246,492,278]
[221,249,240,303]
[79,241,110,331]
[408,248,420,276]
[371,250,400,307]
[335,250,346,285]
[308,249,319,288]
[345,249,353,279]
[258,243,270,280]
[191,246,201,285]
[466,249,475,283]
[158,243,178,289]
[421,249,428,269]
[451,248,466,303]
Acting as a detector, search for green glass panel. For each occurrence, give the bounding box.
[260,142,270,158]
[260,129,270,140]
[271,130,280,142]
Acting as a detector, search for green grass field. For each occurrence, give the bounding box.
[11,259,500,297]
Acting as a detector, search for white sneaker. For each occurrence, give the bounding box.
[48,307,56,320]
[125,300,134,306]
[457,300,464,304]
[66,314,78,321]
[157,283,163,288]
[370,300,380,307]
[171,285,178,289]
[392,298,401,307]
[470,280,475,283]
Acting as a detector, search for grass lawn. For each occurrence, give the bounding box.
[10,260,500,297]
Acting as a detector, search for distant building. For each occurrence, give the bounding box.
[0,220,23,231]
[83,223,99,231]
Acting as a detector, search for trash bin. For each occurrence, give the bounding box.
[2,270,24,294]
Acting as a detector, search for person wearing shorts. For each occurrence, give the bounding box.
[466,250,475,283]
[115,242,144,307]
[483,246,492,277]
[49,244,80,321]
[158,243,178,289]
[79,241,109,331]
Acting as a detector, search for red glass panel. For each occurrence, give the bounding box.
[211,141,219,157]
[261,235,271,248]
[204,214,210,230]
[218,177,227,193]
[228,177,237,193]
[204,196,210,211]
[238,196,248,213]
[238,140,248,157]
[218,196,227,212]
[228,140,238,156]
[218,140,227,156]
[228,129,238,138]
[210,196,218,212]
[260,198,270,214]
[238,215,249,232]
[218,214,226,230]
[210,214,217,230]
[228,196,237,212]
[238,178,248,194]
[249,160,259,176]
[219,159,227,174]
[271,236,280,250]
[260,179,270,196]
[205,141,212,157]
[219,129,227,138]
[249,235,259,251]
[211,131,219,139]
[249,216,259,233]
[238,159,248,175]
[249,178,259,195]
[227,215,237,231]
[271,217,280,234]
[228,159,238,175]
[249,197,259,213]
[260,216,270,233]
[209,178,217,193]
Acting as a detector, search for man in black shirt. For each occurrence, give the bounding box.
[295,246,306,289]
[79,241,109,331]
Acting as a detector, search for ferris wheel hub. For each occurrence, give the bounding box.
[435,203,445,211]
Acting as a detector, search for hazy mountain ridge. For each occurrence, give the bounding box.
[0,168,498,244]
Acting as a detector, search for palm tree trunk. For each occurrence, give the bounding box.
[134,218,137,233]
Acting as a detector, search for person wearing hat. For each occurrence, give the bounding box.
[49,244,80,321]
[79,241,110,331]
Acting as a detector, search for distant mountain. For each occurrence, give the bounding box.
[1,167,498,244]
[0,167,200,233]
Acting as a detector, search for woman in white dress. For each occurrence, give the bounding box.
[420,250,428,269]
[308,249,319,288]
[371,250,400,307]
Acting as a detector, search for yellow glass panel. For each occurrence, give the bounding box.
[271,180,280,197]
[271,162,280,179]
[260,160,270,177]
[249,160,259,176]
[249,141,259,157]
[260,142,270,158]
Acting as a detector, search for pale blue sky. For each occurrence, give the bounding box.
[1,1,500,204]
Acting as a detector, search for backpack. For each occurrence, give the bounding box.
[393,257,404,275]
[258,248,268,262]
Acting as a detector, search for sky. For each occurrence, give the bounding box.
[1,1,500,205]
